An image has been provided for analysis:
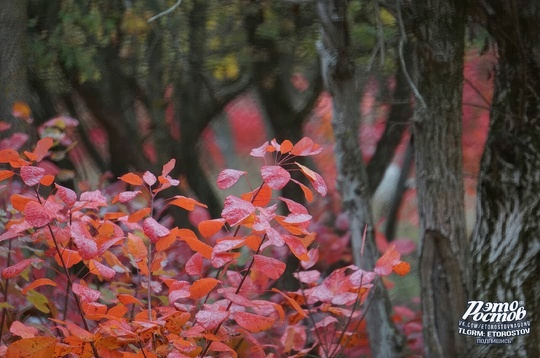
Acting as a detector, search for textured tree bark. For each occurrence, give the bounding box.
[470,1,540,356]
[408,0,469,356]
[317,1,404,356]
[0,0,30,135]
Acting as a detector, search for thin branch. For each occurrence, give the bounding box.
[147,0,183,23]
[373,0,385,67]
[396,0,426,109]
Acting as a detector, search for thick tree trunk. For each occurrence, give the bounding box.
[409,0,469,356]
[0,0,30,136]
[317,1,404,356]
[470,1,540,356]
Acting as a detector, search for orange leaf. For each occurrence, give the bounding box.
[55,249,82,269]
[0,149,19,163]
[0,170,15,182]
[119,173,143,186]
[155,232,176,252]
[6,337,56,358]
[39,175,55,186]
[232,311,275,333]
[128,207,151,222]
[32,137,54,162]
[107,304,128,319]
[271,288,307,318]
[12,102,31,121]
[293,179,314,203]
[169,196,207,211]
[189,278,220,299]
[104,211,128,220]
[280,140,293,154]
[117,294,144,306]
[198,219,226,238]
[393,261,411,276]
[22,278,57,295]
[241,183,272,207]
[11,194,36,212]
[175,229,212,259]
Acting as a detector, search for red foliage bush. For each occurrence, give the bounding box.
[0,119,412,357]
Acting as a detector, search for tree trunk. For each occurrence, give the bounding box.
[0,0,30,136]
[470,1,540,356]
[409,0,469,356]
[317,1,404,356]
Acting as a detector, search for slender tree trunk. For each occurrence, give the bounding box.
[409,0,469,356]
[317,1,404,356]
[470,1,540,356]
[0,0,30,136]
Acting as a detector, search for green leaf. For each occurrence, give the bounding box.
[26,290,50,314]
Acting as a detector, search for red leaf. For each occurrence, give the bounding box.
[0,148,19,163]
[283,234,309,261]
[374,245,401,276]
[0,121,11,132]
[71,222,98,260]
[221,196,256,226]
[112,190,141,203]
[0,170,15,182]
[162,158,176,176]
[169,196,207,211]
[55,184,77,206]
[72,283,100,303]
[261,166,291,190]
[279,197,308,215]
[143,171,157,186]
[250,141,271,157]
[213,238,245,254]
[10,321,38,338]
[252,255,285,279]
[271,288,307,319]
[198,218,226,238]
[119,173,143,186]
[1,258,41,279]
[20,166,45,186]
[24,201,51,227]
[21,278,57,295]
[217,169,247,189]
[233,311,275,333]
[88,260,116,280]
[185,253,204,276]
[143,217,170,243]
[291,137,323,156]
[32,137,54,162]
[295,162,327,196]
[195,308,228,330]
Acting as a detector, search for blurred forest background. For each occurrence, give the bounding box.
[1,0,538,357]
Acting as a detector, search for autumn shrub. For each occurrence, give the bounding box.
[0,123,411,357]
